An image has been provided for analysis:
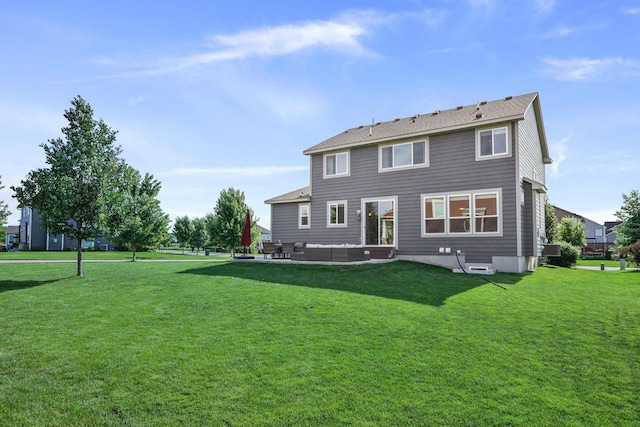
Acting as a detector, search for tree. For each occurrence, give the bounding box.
[189,217,208,254]
[614,190,640,247]
[12,96,125,276]
[207,187,257,256]
[0,176,11,248]
[544,199,558,244]
[173,215,194,254]
[107,167,170,262]
[557,218,586,248]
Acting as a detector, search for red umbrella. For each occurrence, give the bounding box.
[241,211,252,248]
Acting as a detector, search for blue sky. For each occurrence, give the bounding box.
[1,0,639,229]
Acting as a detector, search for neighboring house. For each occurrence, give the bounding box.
[256,225,272,252]
[605,221,622,244]
[18,207,115,251]
[266,92,552,273]
[4,225,19,250]
[553,206,607,243]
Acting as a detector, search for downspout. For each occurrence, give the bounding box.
[28,208,32,250]
[46,231,49,251]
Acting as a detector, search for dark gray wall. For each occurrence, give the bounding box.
[272,124,522,263]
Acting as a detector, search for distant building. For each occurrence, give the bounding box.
[4,225,19,250]
[553,206,606,243]
[18,207,115,251]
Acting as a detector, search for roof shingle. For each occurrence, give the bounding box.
[304,92,539,154]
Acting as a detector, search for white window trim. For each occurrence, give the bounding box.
[361,196,398,248]
[421,188,503,237]
[323,151,350,179]
[327,200,348,228]
[379,139,429,172]
[475,126,511,161]
[298,203,310,229]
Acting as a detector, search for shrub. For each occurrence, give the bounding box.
[547,241,580,268]
[620,240,640,267]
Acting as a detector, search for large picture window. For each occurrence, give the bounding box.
[476,127,509,160]
[327,201,347,227]
[324,152,349,178]
[380,140,428,171]
[422,190,501,236]
[299,204,310,229]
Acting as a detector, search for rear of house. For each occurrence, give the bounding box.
[266,93,551,273]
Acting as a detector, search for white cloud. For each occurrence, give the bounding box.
[541,57,640,80]
[549,136,569,177]
[468,0,495,8]
[542,26,576,39]
[534,0,556,12]
[621,7,640,15]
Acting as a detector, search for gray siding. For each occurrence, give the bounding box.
[276,125,521,263]
[518,103,547,255]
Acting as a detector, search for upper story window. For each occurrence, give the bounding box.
[324,151,349,178]
[380,140,428,171]
[476,127,510,160]
[299,204,310,229]
[327,201,347,227]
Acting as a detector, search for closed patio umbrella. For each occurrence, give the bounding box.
[236,210,254,259]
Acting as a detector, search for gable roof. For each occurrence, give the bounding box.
[264,186,311,204]
[303,92,550,163]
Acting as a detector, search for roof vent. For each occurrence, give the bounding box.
[431,110,441,116]
[358,125,364,129]
[505,96,513,101]
[480,101,487,106]
[344,130,349,133]
[456,106,463,110]
[394,118,400,122]
[375,122,381,126]
[476,112,483,119]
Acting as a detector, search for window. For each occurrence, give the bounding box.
[299,204,310,229]
[380,140,428,171]
[327,201,347,227]
[424,197,445,234]
[324,152,349,178]
[477,127,509,160]
[422,190,501,236]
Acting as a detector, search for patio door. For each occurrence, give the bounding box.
[363,198,396,246]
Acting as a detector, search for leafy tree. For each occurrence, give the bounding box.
[0,176,11,247]
[614,190,640,247]
[544,199,558,244]
[189,217,208,254]
[207,187,257,256]
[172,215,194,254]
[557,218,586,248]
[107,167,170,262]
[12,96,125,276]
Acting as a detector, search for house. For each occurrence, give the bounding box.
[266,92,552,273]
[553,206,607,243]
[18,206,115,251]
[553,206,616,255]
[4,225,19,250]
[605,221,622,244]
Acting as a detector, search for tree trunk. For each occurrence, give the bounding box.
[77,238,83,277]
[132,243,137,262]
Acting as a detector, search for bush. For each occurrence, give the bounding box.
[547,241,580,268]
[621,240,640,267]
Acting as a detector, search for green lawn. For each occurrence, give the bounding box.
[577,259,633,268]
[0,250,231,261]
[1,261,638,426]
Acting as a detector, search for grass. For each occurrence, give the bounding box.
[0,250,231,261]
[0,261,638,426]
[577,259,634,268]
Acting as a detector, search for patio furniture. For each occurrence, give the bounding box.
[280,242,296,259]
[263,242,281,259]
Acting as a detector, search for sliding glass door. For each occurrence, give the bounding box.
[364,199,396,246]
